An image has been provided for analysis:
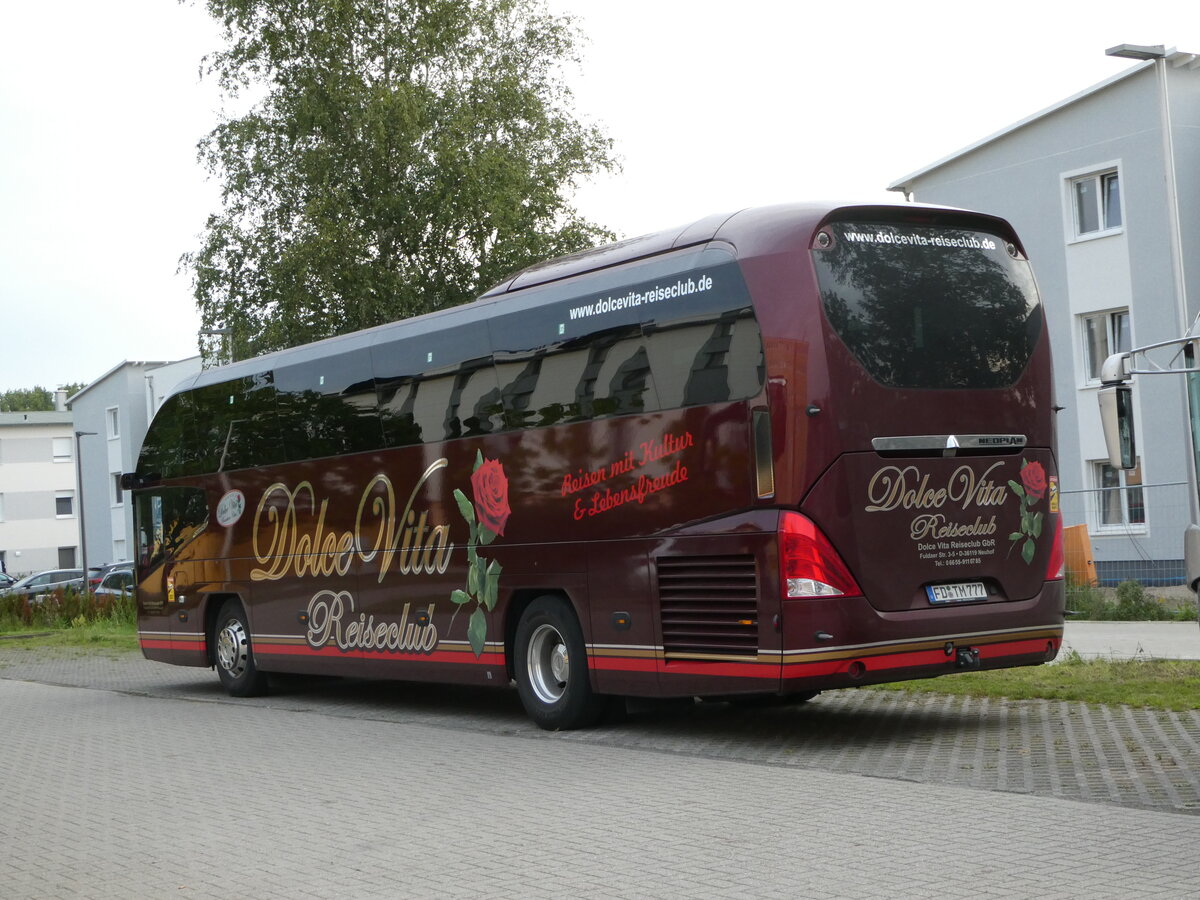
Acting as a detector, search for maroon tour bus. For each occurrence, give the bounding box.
[127,202,1064,729]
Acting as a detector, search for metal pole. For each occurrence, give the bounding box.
[74,430,96,583]
[1155,55,1200,527]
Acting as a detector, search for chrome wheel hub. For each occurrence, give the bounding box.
[527,623,569,704]
[216,619,250,678]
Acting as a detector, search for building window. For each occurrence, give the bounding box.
[1093,460,1145,529]
[58,546,77,569]
[1072,170,1122,237]
[55,491,74,518]
[106,406,120,440]
[113,539,127,562]
[111,472,124,507]
[1082,309,1131,382]
[52,437,73,463]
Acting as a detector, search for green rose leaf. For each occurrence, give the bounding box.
[473,449,484,472]
[482,559,502,612]
[1008,480,1026,500]
[450,589,472,606]
[478,525,496,546]
[1032,512,1044,538]
[453,488,475,524]
[468,606,487,657]
[1008,532,1024,542]
[467,559,480,595]
[1022,512,1032,534]
[1021,538,1035,565]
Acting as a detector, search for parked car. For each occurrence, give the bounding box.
[0,572,15,590]
[1,569,84,600]
[87,562,133,591]
[93,566,135,598]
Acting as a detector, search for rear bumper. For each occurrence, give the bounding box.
[777,579,1064,693]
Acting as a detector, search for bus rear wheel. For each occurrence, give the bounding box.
[514,596,605,731]
[214,599,269,698]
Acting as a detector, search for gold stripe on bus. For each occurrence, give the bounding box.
[587,646,661,659]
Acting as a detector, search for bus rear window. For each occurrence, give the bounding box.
[813,222,1042,389]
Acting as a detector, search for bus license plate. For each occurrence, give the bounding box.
[926,582,988,604]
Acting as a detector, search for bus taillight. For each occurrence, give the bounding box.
[1046,516,1065,581]
[779,511,862,599]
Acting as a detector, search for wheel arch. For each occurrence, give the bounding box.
[503,587,587,682]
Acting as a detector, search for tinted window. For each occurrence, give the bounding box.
[488,256,763,424]
[134,487,209,572]
[814,222,1042,389]
[137,392,192,479]
[274,352,383,459]
[375,322,497,445]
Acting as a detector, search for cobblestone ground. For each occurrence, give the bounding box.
[1,646,1198,816]
[2,655,1200,898]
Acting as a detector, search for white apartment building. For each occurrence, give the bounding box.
[0,411,80,576]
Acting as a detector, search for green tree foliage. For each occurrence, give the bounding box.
[0,384,87,412]
[184,0,618,360]
[0,387,54,412]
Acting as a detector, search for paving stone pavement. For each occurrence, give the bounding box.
[3,647,1200,897]
[2,658,1200,899]
[2,647,1198,819]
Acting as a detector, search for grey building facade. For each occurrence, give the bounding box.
[68,357,201,571]
[890,50,1200,584]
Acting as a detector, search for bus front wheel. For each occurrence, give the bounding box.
[514,596,605,730]
[214,599,269,698]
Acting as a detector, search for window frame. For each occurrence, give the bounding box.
[1080,308,1131,385]
[106,406,120,440]
[111,472,124,508]
[55,490,75,519]
[1091,459,1146,533]
[52,437,72,463]
[1066,164,1123,241]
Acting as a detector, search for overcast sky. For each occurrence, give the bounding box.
[1,0,1196,392]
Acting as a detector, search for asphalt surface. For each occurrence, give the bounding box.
[1061,620,1200,659]
[1,637,1198,897]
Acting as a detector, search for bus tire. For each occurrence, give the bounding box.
[514,596,605,731]
[214,599,269,698]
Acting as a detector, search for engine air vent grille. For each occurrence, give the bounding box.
[657,555,759,659]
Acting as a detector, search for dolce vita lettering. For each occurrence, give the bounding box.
[865,463,1008,513]
[251,460,453,582]
[865,462,1009,545]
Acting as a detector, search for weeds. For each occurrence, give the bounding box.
[1065,579,1197,621]
[0,587,136,632]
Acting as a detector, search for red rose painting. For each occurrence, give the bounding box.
[451,452,511,658]
[471,458,511,537]
[1020,461,1047,502]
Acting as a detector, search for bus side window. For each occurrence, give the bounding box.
[274,352,384,461]
[444,357,500,439]
[135,487,209,573]
[137,393,190,480]
[377,377,424,447]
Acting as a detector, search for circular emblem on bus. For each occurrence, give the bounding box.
[216,490,246,528]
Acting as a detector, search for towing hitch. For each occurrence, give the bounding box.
[955,647,981,670]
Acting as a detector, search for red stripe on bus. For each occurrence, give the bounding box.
[252,644,506,666]
[140,638,208,653]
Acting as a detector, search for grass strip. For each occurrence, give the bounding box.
[880,654,1200,711]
